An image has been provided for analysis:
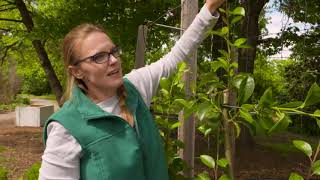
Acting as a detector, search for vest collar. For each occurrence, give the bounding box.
[71,84,138,121]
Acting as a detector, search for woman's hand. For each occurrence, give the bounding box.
[205,0,225,13]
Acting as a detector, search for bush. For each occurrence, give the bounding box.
[15,96,31,105]
[20,65,51,96]
[0,96,30,113]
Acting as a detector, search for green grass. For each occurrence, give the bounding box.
[19,94,56,101]
[0,166,8,180]
[20,162,40,180]
[0,146,7,153]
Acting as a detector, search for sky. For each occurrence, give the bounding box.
[264,0,310,59]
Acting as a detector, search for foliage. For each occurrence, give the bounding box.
[19,61,52,95]
[154,4,320,179]
[152,62,189,179]
[253,52,292,103]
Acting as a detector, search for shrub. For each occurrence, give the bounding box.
[20,67,51,96]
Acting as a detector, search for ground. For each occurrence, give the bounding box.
[0,99,318,179]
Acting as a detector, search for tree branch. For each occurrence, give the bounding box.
[0,3,15,8]
[3,0,14,4]
[0,18,22,23]
[0,41,19,65]
[0,7,16,12]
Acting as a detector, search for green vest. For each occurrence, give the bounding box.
[43,79,169,180]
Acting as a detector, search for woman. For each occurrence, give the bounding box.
[39,0,224,179]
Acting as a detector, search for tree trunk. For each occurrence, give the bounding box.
[238,0,268,73]
[237,0,269,148]
[15,0,63,106]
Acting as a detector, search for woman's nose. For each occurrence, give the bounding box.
[108,54,119,65]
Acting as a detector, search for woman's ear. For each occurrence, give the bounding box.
[68,65,84,79]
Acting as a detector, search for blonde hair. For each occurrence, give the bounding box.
[61,23,133,123]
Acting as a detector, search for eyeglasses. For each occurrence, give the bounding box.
[73,46,122,65]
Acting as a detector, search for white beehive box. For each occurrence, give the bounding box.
[15,105,54,127]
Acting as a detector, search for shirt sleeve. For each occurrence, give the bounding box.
[126,5,219,107]
[39,121,82,180]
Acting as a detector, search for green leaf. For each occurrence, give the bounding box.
[312,160,320,175]
[239,75,254,104]
[231,16,243,24]
[174,99,188,108]
[218,49,229,58]
[301,83,320,108]
[233,74,255,104]
[230,62,238,69]
[218,175,231,180]
[197,102,212,121]
[198,125,207,135]
[234,38,247,47]
[177,62,187,73]
[170,122,181,129]
[278,101,303,108]
[232,74,244,89]
[289,172,304,180]
[217,158,229,168]
[268,113,291,134]
[219,8,226,13]
[218,57,229,70]
[160,89,169,97]
[316,118,320,129]
[259,88,274,107]
[314,110,320,117]
[234,121,241,137]
[204,128,212,137]
[240,109,254,124]
[197,171,211,180]
[210,30,224,38]
[198,125,214,137]
[200,155,215,169]
[232,7,245,16]
[293,140,313,157]
[241,104,254,111]
[211,61,227,72]
[160,77,170,91]
[221,27,229,35]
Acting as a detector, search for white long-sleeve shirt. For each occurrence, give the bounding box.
[39,5,218,180]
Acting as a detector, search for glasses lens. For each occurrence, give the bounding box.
[112,47,121,58]
[93,52,109,64]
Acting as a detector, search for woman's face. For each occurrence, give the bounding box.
[70,31,123,96]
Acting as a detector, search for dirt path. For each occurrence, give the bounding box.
[0,98,54,179]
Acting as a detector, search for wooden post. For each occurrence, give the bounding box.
[134,25,148,68]
[178,0,198,177]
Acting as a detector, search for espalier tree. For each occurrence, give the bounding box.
[152,4,320,180]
